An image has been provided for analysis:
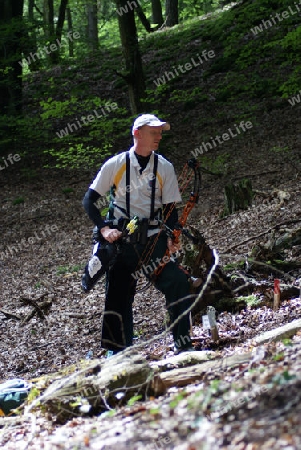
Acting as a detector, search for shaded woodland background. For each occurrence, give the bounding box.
[1,0,301,170]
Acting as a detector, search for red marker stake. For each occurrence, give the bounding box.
[273,279,281,310]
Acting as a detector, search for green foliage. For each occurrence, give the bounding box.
[40,97,76,120]
[236,294,261,307]
[38,95,129,168]
[169,391,186,409]
[279,67,301,98]
[139,0,301,126]
[13,197,25,205]
[2,0,301,164]
[46,143,112,169]
[0,66,12,76]
[224,261,245,272]
[20,168,38,181]
[170,87,207,105]
[27,387,41,403]
[269,145,290,154]
[281,25,301,53]
[127,394,142,406]
[61,187,74,195]
[0,115,45,153]
[199,153,230,174]
[56,265,82,275]
[40,96,121,124]
[149,407,161,415]
[272,369,296,385]
[272,353,284,361]
[101,409,116,418]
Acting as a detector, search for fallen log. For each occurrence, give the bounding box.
[150,350,217,372]
[0,309,21,321]
[252,318,301,346]
[27,349,255,424]
[29,351,161,424]
[158,352,252,388]
[158,319,301,389]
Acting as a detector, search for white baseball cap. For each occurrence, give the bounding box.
[132,114,170,135]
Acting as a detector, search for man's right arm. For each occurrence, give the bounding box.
[83,188,122,243]
[82,188,106,229]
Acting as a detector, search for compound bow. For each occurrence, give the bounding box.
[151,158,201,280]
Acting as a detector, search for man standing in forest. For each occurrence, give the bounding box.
[82,114,194,355]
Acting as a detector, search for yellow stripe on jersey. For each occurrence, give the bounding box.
[157,171,163,190]
[113,163,126,190]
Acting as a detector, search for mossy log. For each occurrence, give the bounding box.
[36,351,160,424]
[28,351,229,424]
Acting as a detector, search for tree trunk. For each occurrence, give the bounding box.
[87,0,98,51]
[165,0,178,27]
[43,0,55,41]
[223,178,253,216]
[51,0,69,63]
[66,7,74,57]
[136,4,153,32]
[115,0,146,114]
[56,0,69,43]
[43,0,69,64]
[0,0,24,115]
[151,0,163,26]
[27,0,41,71]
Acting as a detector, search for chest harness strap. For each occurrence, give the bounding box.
[125,150,158,220]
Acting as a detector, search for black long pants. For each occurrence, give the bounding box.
[101,233,192,352]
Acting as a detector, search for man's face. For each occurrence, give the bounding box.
[137,125,163,150]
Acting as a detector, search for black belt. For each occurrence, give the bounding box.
[93,218,160,245]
